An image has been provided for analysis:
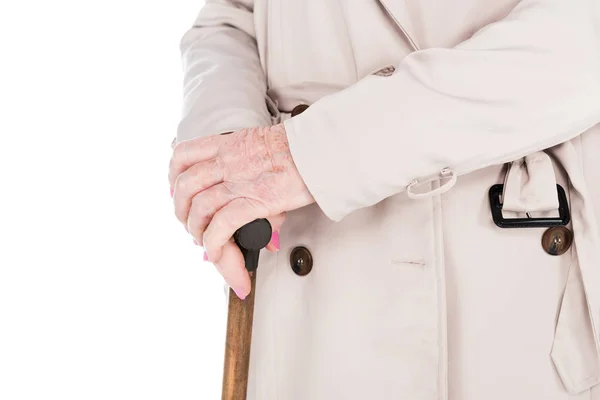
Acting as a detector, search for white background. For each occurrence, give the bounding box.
[0,1,230,399]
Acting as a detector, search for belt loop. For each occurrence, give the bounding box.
[407,168,457,199]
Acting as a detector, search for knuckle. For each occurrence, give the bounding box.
[174,172,191,195]
[170,142,189,170]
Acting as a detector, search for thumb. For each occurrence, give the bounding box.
[265,212,286,252]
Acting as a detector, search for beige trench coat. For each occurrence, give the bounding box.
[176,0,600,399]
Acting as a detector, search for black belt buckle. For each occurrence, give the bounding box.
[488,184,570,228]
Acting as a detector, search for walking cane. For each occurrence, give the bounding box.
[222,218,272,400]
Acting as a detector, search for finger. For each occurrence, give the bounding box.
[203,197,269,263]
[168,134,222,188]
[265,212,286,252]
[187,183,236,245]
[173,158,224,225]
[267,212,286,232]
[212,239,251,299]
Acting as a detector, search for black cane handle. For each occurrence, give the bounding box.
[233,219,272,272]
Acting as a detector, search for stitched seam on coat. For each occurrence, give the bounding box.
[432,179,449,400]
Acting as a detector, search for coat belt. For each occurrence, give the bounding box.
[503,144,600,394]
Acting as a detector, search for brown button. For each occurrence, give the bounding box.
[290,246,313,276]
[542,226,573,256]
[291,104,309,117]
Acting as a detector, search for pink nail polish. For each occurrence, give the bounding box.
[271,231,280,250]
[203,251,208,261]
[235,289,246,300]
[170,187,174,198]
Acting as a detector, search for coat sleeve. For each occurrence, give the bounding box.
[176,0,271,143]
[284,0,600,222]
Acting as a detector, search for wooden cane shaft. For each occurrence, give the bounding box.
[222,271,256,400]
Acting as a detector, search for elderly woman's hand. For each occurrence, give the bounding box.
[168,123,315,298]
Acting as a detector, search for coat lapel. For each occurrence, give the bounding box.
[377,0,420,50]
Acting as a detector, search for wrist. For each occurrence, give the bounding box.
[265,123,316,210]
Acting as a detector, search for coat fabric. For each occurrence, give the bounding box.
[176,1,600,399]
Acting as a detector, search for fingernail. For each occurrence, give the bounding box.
[203,251,208,261]
[271,231,280,250]
[234,288,246,300]
[170,187,174,198]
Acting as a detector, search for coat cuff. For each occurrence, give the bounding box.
[284,117,349,222]
[282,85,399,223]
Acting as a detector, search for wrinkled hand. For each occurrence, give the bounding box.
[168,123,315,298]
